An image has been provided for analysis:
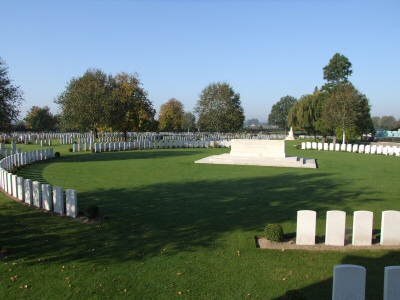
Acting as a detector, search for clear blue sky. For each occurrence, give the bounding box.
[2,0,399,122]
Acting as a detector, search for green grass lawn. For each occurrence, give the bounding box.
[1,141,400,299]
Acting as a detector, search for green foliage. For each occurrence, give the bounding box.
[194,82,245,132]
[158,98,184,131]
[265,223,283,242]
[0,57,25,131]
[181,112,196,132]
[268,95,297,130]
[68,148,73,152]
[24,106,57,131]
[91,148,95,154]
[323,52,353,90]
[282,290,308,300]
[54,151,60,158]
[84,204,99,219]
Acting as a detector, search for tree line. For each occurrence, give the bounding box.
[268,53,379,143]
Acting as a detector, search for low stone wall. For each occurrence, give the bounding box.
[0,149,78,218]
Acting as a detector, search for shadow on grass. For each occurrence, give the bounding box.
[1,170,380,267]
[270,251,400,300]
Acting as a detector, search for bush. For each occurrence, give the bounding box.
[91,148,95,153]
[54,152,60,158]
[282,289,308,300]
[68,148,73,152]
[265,223,283,242]
[85,204,99,219]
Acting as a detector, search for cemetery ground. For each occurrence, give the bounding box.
[0,141,400,299]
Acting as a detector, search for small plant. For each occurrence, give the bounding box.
[91,148,96,153]
[265,223,283,242]
[295,144,301,149]
[68,148,73,152]
[54,152,60,158]
[85,204,99,219]
[282,289,308,300]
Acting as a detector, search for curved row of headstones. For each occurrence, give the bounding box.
[0,149,78,218]
[333,265,400,300]
[296,210,400,246]
[301,141,400,156]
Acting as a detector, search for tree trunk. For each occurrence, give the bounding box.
[342,128,346,144]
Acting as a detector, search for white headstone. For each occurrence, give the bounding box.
[24,179,32,205]
[324,143,329,150]
[335,143,340,151]
[359,144,365,153]
[364,145,371,154]
[384,266,400,300]
[332,265,366,300]
[306,142,311,149]
[17,176,25,201]
[53,186,64,214]
[371,145,377,154]
[318,142,323,150]
[11,174,18,198]
[346,144,352,152]
[352,144,359,153]
[66,189,77,218]
[296,210,316,245]
[341,144,346,151]
[32,181,42,208]
[352,211,373,246]
[329,143,334,151]
[381,210,400,245]
[325,210,346,246]
[42,184,52,211]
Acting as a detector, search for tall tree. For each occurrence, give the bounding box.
[379,116,397,130]
[54,68,112,133]
[158,98,184,131]
[268,95,297,132]
[371,116,380,129]
[0,57,24,131]
[24,106,58,131]
[353,93,375,139]
[321,84,361,143]
[109,72,156,140]
[322,53,353,91]
[181,112,196,132]
[194,82,244,132]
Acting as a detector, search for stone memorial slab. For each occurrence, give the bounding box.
[326,210,346,246]
[301,142,306,150]
[346,144,352,152]
[332,265,366,300]
[306,142,311,149]
[359,144,365,153]
[230,140,285,157]
[341,144,346,151]
[11,174,18,198]
[329,143,334,151]
[353,144,359,153]
[384,266,400,300]
[296,210,316,245]
[324,143,329,150]
[381,210,400,245]
[318,142,323,150]
[352,211,373,246]
[377,146,383,154]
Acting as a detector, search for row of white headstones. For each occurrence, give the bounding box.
[296,210,400,246]
[301,142,400,156]
[70,140,231,152]
[333,265,400,299]
[0,149,78,217]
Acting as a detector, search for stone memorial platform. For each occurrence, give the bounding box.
[195,139,316,168]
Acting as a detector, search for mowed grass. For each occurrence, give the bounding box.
[1,141,400,299]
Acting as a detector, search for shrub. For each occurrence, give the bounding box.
[282,289,308,300]
[68,148,73,152]
[295,144,301,149]
[85,204,99,219]
[91,148,96,153]
[54,152,60,158]
[265,223,283,242]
